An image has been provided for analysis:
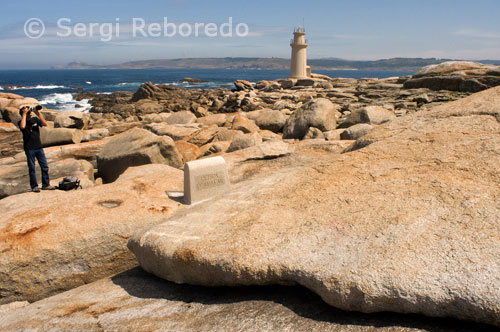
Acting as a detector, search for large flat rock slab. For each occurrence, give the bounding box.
[129,87,500,327]
[0,267,495,332]
[0,164,184,304]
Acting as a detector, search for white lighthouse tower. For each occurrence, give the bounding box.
[289,26,310,79]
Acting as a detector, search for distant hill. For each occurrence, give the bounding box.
[52,57,500,71]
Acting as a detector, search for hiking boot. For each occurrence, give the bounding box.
[32,187,41,193]
[42,185,56,191]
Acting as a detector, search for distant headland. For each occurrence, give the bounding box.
[51,57,500,71]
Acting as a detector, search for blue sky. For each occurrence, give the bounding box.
[1,0,500,68]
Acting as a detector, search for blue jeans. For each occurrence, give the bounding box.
[25,149,50,189]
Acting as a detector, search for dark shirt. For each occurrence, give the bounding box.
[18,117,43,151]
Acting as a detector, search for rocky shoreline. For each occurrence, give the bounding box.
[1,61,500,330]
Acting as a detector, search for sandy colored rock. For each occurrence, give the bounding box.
[0,268,492,332]
[129,87,500,327]
[324,129,345,141]
[224,140,291,167]
[231,114,259,133]
[413,61,487,78]
[175,140,202,162]
[0,140,108,170]
[404,61,500,92]
[196,114,227,127]
[341,106,395,128]
[0,123,23,158]
[54,111,90,129]
[254,109,287,132]
[0,157,94,199]
[234,80,254,91]
[304,127,325,139]
[145,123,200,140]
[1,107,22,124]
[215,127,242,142]
[166,111,197,125]
[8,98,39,110]
[40,127,84,147]
[200,141,231,157]
[340,123,374,140]
[97,128,183,183]
[0,92,23,100]
[135,101,163,114]
[227,132,262,152]
[283,98,337,139]
[81,128,109,142]
[0,164,183,304]
[186,125,219,147]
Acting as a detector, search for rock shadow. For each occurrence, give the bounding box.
[111,267,497,332]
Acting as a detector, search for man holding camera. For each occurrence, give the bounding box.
[19,105,55,192]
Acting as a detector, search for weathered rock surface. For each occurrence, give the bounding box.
[175,140,202,162]
[186,125,219,147]
[40,127,84,147]
[341,106,395,128]
[254,109,287,132]
[0,268,495,332]
[97,128,183,183]
[283,98,337,139]
[145,123,200,141]
[231,114,259,133]
[0,158,94,198]
[0,123,22,158]
[227,132,262,152]
[0,164,184,304]
[166,111,197,125]
[81,128,109,142]
[54,111,89,129]
[234,80,254,91]
[129,87,500,327]
[404,61,500,92]
[340,123,374,140]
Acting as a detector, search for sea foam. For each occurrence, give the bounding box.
[40,93,91,112]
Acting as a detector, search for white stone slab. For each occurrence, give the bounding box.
[183,156,230,205]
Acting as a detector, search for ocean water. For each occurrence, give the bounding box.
[0,69,414,112]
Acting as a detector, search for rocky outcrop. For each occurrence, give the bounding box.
[97,128,183,183]
[231,114,259,133]
[186,125,219,147]
[0,164,184,304]
[283,98,338,139]
[0,123,23,158]
[175,140,202,162]
[0,158,94,198]
[1,267,490,332]
[227,132,262,152]
[340,106,395,128]
[145,123,200,141]
[81,128,109,142]
[234,80,254,91]
[54,111,90,129]
[340,123,373,140]
[166,111,197,125]
[404,61,500,92]
[128,87,500,328]
[40,127,84,147]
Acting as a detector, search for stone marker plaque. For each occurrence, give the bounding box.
[184,156,230,204]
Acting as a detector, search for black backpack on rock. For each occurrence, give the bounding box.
[58,177,82,191]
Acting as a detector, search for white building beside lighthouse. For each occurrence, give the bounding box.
[289,26,311,79]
